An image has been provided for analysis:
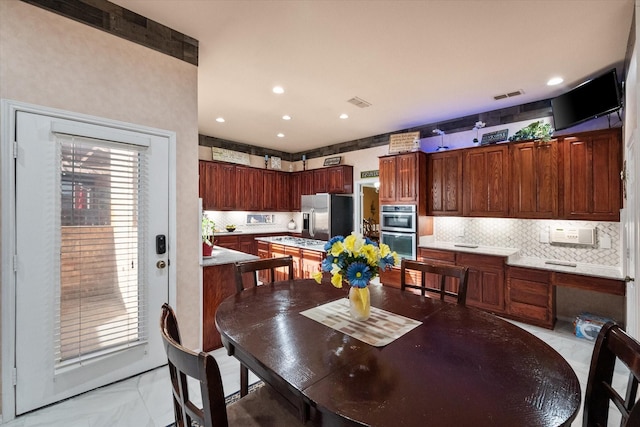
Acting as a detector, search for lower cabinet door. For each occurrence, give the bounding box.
[466,267,505,314]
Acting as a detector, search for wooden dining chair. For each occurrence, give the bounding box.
[160,303,302,427]
[234,256,294,292]
[583,321,640,427]
[400,259,469,306]
[233,256,294,397]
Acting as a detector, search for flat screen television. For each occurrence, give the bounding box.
[551,69,622,131]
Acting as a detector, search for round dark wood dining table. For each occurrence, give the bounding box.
[215,279,581,427]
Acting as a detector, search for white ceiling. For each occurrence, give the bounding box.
[112,0,633,154]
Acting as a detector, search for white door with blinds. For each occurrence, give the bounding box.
[14,111,170,414]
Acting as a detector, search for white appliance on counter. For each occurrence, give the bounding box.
[380,205,417,260]
[550,226,596,245]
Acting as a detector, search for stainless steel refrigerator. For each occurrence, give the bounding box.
[301,193,353,241]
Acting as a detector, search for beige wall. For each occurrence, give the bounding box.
[0,0,201,349]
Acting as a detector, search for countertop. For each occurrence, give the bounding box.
[201,246,258,267]
[213,229,294,236]
[419,241,624,280]
[255,235,327,252]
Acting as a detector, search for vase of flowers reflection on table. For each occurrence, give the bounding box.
[314,232,399,321]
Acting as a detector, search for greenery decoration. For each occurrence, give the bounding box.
[508,121,554,142]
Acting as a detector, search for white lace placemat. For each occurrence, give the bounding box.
[300,298,422,347]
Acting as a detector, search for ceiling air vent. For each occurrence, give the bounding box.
[347,96,372,108]
[493,90,524,101]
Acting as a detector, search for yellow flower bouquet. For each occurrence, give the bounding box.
[313,233,399,320]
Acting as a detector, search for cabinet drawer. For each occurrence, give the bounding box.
[509,278,550,307]
[553,272,625,296]
[457,252,505,269]
[509,301,551,324]
[507,266,551,283]
[419,248,456,263]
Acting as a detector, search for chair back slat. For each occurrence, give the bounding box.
[234,256,294,292]
[584,322,640,426]
[160,303,228,427]
[400,259,469,306]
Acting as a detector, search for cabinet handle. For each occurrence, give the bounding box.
[624,276,635,282]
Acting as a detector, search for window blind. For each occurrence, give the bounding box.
[54,135,148,367]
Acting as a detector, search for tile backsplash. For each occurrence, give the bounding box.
[433,217,621,266]
[205,211,302,234]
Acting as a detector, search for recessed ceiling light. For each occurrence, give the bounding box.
[215,117,225,123]
[339,113,349,119]
[547,77,564,86]
[272,86,284,94]
[277,133,285,138]
[282,115,291,120]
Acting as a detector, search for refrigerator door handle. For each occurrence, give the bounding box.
[309,208,315,237]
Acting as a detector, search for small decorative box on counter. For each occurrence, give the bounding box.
[573,312,614,341]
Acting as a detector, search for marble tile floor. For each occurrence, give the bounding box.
[0,321,630,427]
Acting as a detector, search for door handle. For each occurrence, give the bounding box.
[156,260,167,269]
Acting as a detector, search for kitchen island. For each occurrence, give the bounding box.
[255,236,327,280]
[202,246,258,351]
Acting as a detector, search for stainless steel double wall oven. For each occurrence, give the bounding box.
[380,205,417,260]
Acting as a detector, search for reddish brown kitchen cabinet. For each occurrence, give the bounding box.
[510,140,558,218]
[290,172,302,211]
[262,170,277,211]
[203,264,237,350]
[506,266,555,328]
[199,160,236,210]
[313,168,329,193]
[463,145,509,217]
[215,235,239,251]
[236,166,263,211]
[199,161,212,209]
[327,165,353,194]
[239,235,256,255]
[560,128,622,221]
[428,150,463,216]
[285,246,302,278]
[278,172,294,212]
[379,152,427,214]
[313,165,353,194]
[378,156,397,203]
[257,241,270,259]
[291,170,314,211]
[300,249,324,279]
[457,252,505,314]
[416,248,458,293]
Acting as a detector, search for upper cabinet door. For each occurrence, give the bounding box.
[463,145,509,217]
[313,168,329,193]
[379,152,426,214]
[327,166,353,194]
[396,153,419,203]
[378,156,397,203]
[428,150,463,216]
[561,128,622,221]
[510,140,558,219]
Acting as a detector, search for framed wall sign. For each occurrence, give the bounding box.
[480,129,509,145]
[211,147,250,165]
[323,156,342,166]
[389,131,420,154]
[360,170,379,179]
